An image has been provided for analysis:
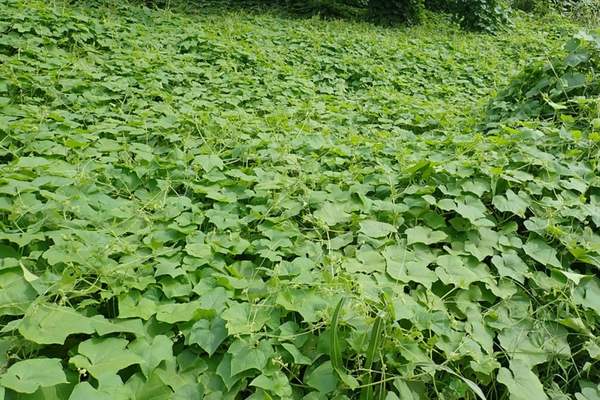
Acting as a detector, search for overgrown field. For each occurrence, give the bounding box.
[1,1,599,399]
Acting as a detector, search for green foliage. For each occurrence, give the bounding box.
[281,0,425,23]
[0,359,68,394]
[424,0,452,11]
[551,0,600,24]
[514,0,600,25]
[487,30,600,129]
[446,0,512,32]
[0,0,598,399]
[512,0,546,13]
[257,0,507,28]
[368,0,425,24]
[569,0,600,25]
[284,0,369,17]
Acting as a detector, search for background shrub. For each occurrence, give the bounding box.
[145,0,515,31]
[284,0,369,17]
[447,0,511,32]
[487,30,600,129]
[368,0,425,24]
[512,0,547,12]
[563,0,600,25]
[424,0,452,11]
[516,0,600,24]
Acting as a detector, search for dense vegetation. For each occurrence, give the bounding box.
[232,0,508,30]
[0,0,599,399]
[240,0,597,31]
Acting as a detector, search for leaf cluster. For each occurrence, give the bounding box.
[0,1,597,399]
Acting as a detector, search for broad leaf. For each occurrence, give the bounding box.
[70,337,142,377]
[19,304,95,345]
[405,226,447,245]
[228,339,274,376]
[188,317,228,356]
[497,360,549,400]
[359,220,397,238]
[250,371,292,398]
[0,358,67,394]
[523,236,561,268]
[305,361,338,394]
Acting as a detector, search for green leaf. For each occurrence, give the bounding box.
[329,232,354,250]
[281,343,312,365]
[129,371,174,400]
[0,358,67,394]
[70,337,142,377]
[0,244,18,259]
[405,226,447,245]
[194,155,224,172]
[118,292,158,320]
[188,317,228,356]
[250,371,293,398]
[435,255,481,289]
[314,202,351,226]
[462,179,490,197]
[19,304,95,345]
[305,361,338,394]
[353,246,387,274]
[492,189,528,217]
[215,353,242,391]
[574,277,600,316]
[69,382,113,400]
[155,301,205,324]
[575,382,600,400]
[384,244,437,288]
[276,289,329,323]
[523,236,562,268]
[359,220,397,238]
[455,196,490,225]
[393,379,427,400]
[129,335,173,378]
[228,339,274,376]
[3,5,600,400]
[91,317,145,337]
[464,228,498,261]
[87,374,132,400]
[0,269,37,315]
[222,302,269,334]
[497,360,549,400]
[185,243,213,259]
[491,252,529,283]
[196,287,229,313]
[434,365,487,400]
[15,157,52,169]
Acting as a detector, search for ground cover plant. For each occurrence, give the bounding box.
[0,0,599,398]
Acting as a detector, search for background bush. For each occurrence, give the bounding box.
[514,0,600,24]
[145,0,513,31]
[284,0,511,30]
[487,30,600,130]
[561,0,600,25]
[283,0,368,17]
[368,0,425,24]
[512,0,546,12]
[446,0,511,32]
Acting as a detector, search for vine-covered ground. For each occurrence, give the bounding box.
[0,1,599,399]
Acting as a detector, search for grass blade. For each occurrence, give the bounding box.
[360,314,384,400]
[330,298,359,390]
[330,297,344,373]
